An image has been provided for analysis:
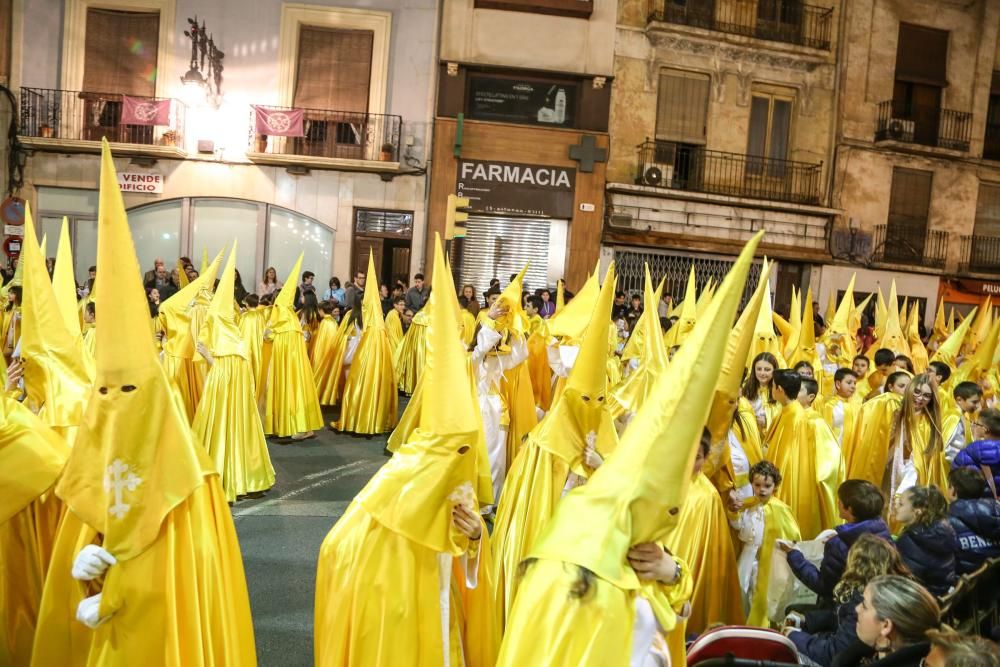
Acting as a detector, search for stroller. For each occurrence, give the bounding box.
[687,625,802,666]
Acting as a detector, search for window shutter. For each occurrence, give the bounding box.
[888,168,932,228]
[82,9,159,96]
[293,26,374,112]
[975,184,1000,238]
[655,70,709,145]
[895,23,948,86]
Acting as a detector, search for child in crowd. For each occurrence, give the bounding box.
[785,534,911,667]
[729,460,801,625]
[742,352,781,435]
[944,381,983,462]
[798,377,820,409]
[859,348,897,399]
[947,466,1000,574]
[784,480,891,606]
[894,485,959,597]
[794,360,815,379]
[820,368,860,447]
[953,407,1000,496]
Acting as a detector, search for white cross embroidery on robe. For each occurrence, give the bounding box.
[104,458,143,519]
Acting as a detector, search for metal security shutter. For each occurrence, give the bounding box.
[614,245,764,309]
[452,216,551,294]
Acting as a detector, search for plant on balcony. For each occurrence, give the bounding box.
[380,142,395,161]
[39,103,60,138]
[255,134,268,153]
[160,130,179,147]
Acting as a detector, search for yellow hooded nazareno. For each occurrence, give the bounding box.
[492,263,620,631]
[32,140,256,666]
[332,250,398,434]
[610,266,669,419]
[315,233,497,667]
[497,232,763,667]
[192,241,275,502]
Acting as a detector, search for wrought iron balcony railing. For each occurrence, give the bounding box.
[247,105,402,162]
[18,87,185,147]
[648,0,833,51]
[635,139,822,205]
[875,101,972,152]
[871,222,948,269]
[959,234,1000,274]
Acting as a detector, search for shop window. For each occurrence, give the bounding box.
[466,72,579,129]
[125,200,182,276]
[746,87,794,177]
[266,206,334,286]
[37,187,101,285]
[192,200,261,291]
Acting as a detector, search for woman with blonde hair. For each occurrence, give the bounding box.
[787,534,911,666]
[888,373,947,509]
[833,574,940,666]
[258,266,282,296]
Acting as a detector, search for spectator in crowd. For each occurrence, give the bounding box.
[894,485,959,597]
[461,284,481,317]
[343,269,365,312]
[894,355,915,374]
[953,407,1000,496]
[627,292,643,321]
[146,287,161,317]
[787,480,892,606]
[787,534,911,667]
[482,278,500,304]
[833,574,939,666]
[233,269,249,305]
[612,291,628,321]
[294,271,315,307]
[923,626,1000,667]
[258,266,282,296]
[539,288,555,318]
[323,277,345,305]
[380,284,392,316]
[405,273,429,312]
[947,466,1000,574]
[185,266,199,282]
[658,292,673,319]
[143,257,165,286]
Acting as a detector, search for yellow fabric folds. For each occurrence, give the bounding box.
[263,322,325,436]
[847,392,902,485]
[239,307,268,400]
[311,314,348,406]
[395,310,427,394]
[385,308,404,350]
[746,497,802,627]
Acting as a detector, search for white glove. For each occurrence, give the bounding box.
[76,593,109,629]
[72,544,116,581]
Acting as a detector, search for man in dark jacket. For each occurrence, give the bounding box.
[786,480,892,604]
[953,407,1000,496]
[947,466,1000,574]
[404,273,429,312]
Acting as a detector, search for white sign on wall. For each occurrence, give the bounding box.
[117,172,163,194]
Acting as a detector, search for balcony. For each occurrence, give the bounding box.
[635,139,822,206]
[247,105,403,173]
[18,87,186,157]
[648,0,833,51]
[871,222,948,270]
[959,235,1000,274]
[875,101,972,152]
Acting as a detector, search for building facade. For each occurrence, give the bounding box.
[605,0,842,312]
[4,0,438,290]
[827,0,1000,322]
[427,0,617,292]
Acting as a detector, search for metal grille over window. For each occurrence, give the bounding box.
[354,209,413,235]
[451,216,551,293]
[613,247,764,310]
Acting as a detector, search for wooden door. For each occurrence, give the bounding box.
[353,236,383,280]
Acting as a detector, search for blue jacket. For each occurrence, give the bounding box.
[790,590,872,667]
[787,518,893,600]
[896,520,959,597]
[948,497,1000,574]
[954,439,1000,492]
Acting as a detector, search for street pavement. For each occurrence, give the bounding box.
[233,405,397,666]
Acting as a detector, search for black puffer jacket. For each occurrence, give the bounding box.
[949,497,1000,574]
[789,590,872,667]
[895,520,959,597]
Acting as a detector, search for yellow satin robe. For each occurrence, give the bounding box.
[314,502,497,667]
[395,315,427,394]
[385,309,404,351]
[238,307,268,400]
[262,322,324,438]
[847,392,902,486]
[819,394,863,448]
[906,414,950,493]
[766,401,844,540]
[525,315,552,411]
[499,358,537,468]
[745,497,801,627]
[460,310,477,348]
[31,476,256,667]
[332,325,398,435]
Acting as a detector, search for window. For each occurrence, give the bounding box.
[82,8,159,96]
[974,183,1000,238]
[893,24,948,146]
[664,0,714,29]
[0,0,11,84]
[294,26,373,112]
[266,207,334,286]
[37,187,100,285]
[655,70,709,145]
[757,0,803,44]
[125,200,182,275]
[747,87,793,176]
[985,72,1000,161]
[192,200,262,290]
[885,167,932,263]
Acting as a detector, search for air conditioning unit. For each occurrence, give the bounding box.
[886,118,915,140]
[641,163,674,188]
[608,212,634,228]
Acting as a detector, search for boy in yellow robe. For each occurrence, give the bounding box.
[523,294,552,412]
[385,295,405,350]
[0,391,68,666]
[765,369,845,540]
[30,140,256,667]
[819,368,863,447]
[314,236,497,667]
[943,381,982,462]
[497,233,762,667]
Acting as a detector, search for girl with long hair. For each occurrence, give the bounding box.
[258,266,282,296]
[893,485,958,596]
[888,373,947,506]
[741,352,781,434]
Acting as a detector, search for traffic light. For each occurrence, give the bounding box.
[445,194,470,240]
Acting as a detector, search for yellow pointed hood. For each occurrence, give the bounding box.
[879,281,909,355]
[850,293,873,335]
[359,234,487,554]
[611,273,669,418]
[159,249,222,316]
[906,302,929,373]
[39,234,47,264]
[959,316,1000,384]
[968,295,993,354]
[268,253,304,335]
[672,264,699,344]
[53,217,81,337]
[746,259,786,369]
[555,279,565,312]
[56,140,211,562]
[529,232,764,590]
[695,278,715,318]
[360,251,385,332]
[158,249,223,359]
[931,299,949,347]
[948,307,957,335]
[8,244,24,287]
[199,247,209,274]
[788,287,818,368]
[707,254,771,445]
[827,274,857,338]
[19,203,92,432]
[547,270,599,341]
[200,241,247,360]
[930,306,977,369]
[494,263,529,337]
[874,288,888,340]
[176,258,189,287]
[824,289,837,326]
[621,264,656,363]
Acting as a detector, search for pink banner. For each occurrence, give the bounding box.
[121,96,171,126]
[254,106,305,137]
